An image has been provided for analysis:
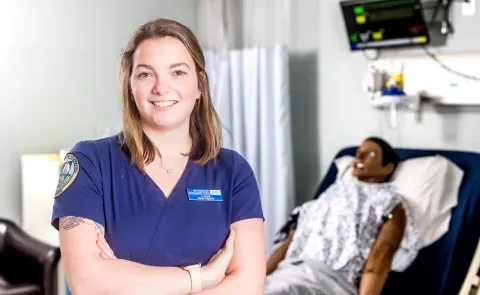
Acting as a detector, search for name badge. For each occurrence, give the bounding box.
[187,189,223,201]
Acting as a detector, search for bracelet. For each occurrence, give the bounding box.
[183,263,202,293]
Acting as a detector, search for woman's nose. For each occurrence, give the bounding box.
[152,78,170,95]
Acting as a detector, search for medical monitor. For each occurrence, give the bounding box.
[340,0,430,51]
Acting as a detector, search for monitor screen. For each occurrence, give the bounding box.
[340,0,430,51]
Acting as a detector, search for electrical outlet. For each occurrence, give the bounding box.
[462,0,476,16]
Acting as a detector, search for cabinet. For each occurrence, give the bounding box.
[20,153,68,295]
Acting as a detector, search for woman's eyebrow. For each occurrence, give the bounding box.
[169,62,190,69]
[134,63,190,70]
[135,64,155,70]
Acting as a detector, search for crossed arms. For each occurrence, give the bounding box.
[59,216,266,295]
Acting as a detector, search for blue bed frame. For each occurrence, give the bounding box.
[314,147,480,295]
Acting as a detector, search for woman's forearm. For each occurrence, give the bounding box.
[67,257,191,295]
[198,270,264,295]
[60,216,191,295]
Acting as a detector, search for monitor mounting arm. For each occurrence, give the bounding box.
[426,0,470,36]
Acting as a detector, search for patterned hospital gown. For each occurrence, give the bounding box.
[285,179,421,286]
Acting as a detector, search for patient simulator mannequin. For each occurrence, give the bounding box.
[264,137,419,295]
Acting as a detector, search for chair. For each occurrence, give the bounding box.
[0,218,61,295]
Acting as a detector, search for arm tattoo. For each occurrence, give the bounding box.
[59,216,105,235]
[60,216,91,231]
[95,222,105,235]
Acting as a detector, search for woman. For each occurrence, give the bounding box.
[52,18,266,295]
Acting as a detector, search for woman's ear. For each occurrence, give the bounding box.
[197,71,206,100]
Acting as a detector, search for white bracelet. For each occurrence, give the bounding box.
[183,263,202,293]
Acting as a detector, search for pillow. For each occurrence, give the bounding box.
[334,155,356,181]
[334,154,464,247]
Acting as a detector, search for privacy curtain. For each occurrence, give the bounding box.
[197,0,295,253]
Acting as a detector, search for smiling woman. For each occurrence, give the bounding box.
[130,37,199,132]
[51,18,266,295]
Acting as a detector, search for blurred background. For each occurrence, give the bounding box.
[1,0,479,294]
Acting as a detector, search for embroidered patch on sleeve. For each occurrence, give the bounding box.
[55,153,80,198]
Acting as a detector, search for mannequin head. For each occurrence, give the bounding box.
[352,137,399,183]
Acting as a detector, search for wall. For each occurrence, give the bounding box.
[290,0,480,205]
[0,0,197,223]
[318,2,480,174]
[289,0,323,205]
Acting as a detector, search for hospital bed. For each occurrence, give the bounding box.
[313,147,480,295]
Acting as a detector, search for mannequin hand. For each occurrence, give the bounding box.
[201,229,236,290]
[96,233,117,259]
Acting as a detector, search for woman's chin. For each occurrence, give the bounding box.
[141,112,189,130]
[152,121,175,129]
[151,116,186,130]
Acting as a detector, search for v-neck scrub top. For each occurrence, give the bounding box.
[51,134,264,267]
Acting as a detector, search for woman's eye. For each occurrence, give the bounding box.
[137,72,152,79]
[172,70,187,76]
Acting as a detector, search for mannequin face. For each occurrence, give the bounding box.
[352,140,394,183]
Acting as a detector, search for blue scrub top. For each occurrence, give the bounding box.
[51,134,264,267]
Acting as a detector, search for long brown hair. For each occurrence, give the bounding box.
[118,18,222,170]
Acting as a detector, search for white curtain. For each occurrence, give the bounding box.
[198,0,295,253]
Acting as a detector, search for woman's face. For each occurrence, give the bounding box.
[130,36,201,130]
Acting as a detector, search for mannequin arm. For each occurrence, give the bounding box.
[359,204,406,295]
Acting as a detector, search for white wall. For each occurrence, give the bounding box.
[0,0,197,223]
[289,0,321,204]
[290,0,480,205]
[318,0,480,172]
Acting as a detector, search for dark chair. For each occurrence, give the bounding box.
[0,218,61,295]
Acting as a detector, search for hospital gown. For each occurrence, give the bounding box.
[265,180,421,295]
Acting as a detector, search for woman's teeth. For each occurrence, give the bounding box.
[153,101,176,107]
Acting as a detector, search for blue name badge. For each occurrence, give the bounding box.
[187,189,223,201]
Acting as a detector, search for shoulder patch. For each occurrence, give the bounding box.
[55,153,80,198]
